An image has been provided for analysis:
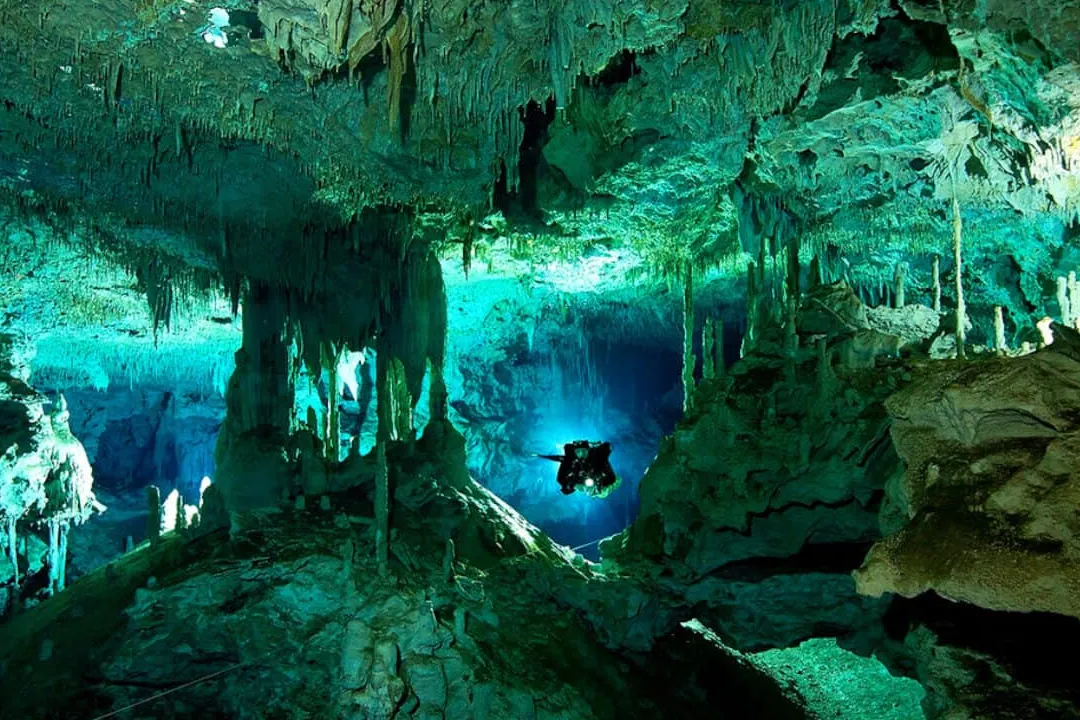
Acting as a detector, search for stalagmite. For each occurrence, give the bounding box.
[1037,316,1054,347]
[443,538,456,584]
[1070,272,1080,329]
[809,255,822,289]
[953,198,966,359]
[702,317,716,380]
[325,344,340,462]
[46,518,68,595]
[1057,276,1071,327]
[57,522,68,592]
[743,261,757,357]
[375,338,390,575]
[454,606,468,638]
[894,263,906,309]
[994,306,1006,354]
[932,254,941,312]
[715,319,725,376]
[5,517,17,587]
[682,260,695,413]
[785,237,800,357]
[146,485,161,546]
[427,253,449,423]
[174,491,187,531]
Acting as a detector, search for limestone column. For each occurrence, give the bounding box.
[426,252,449,423]
[374,332,391,575]
[681,260,695,413]
[214,281,297,510]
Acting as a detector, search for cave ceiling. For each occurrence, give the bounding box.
[0,0,1079,308]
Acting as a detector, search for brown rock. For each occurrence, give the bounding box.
[855,343,1080,619]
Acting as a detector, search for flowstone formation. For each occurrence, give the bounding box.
[0,333,100,611]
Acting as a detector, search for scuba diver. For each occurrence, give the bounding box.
[537,440,620,497]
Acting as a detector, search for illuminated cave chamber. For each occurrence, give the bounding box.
[6,0,1080,717]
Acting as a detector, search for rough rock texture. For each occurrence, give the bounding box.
[624,290,904,573]
[1,332,99,604]
[866,305,942,348]
[605,285,923,651]
[855,333,1080,619]
[884,595,1080,720]
[752,636,926,720]
[0,423,805,720]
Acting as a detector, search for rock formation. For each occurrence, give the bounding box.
[0,332,100,608]
[856,325,1080,619]
[2,0,1080,717]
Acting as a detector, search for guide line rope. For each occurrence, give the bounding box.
[90,660,249,720]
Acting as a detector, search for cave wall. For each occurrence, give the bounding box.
[52,388,222,502]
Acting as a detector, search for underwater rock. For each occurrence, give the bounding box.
[884,594,1080,720]
[751,636,926,720]
[609,287,909,650]
[796,280,870,337]
[648,619,811,720]
[0,431,733,719]
[0,333,34,383]
[906,627,1080,720]
[865,305,941,348]
[624,353,900,574]
[54,388,223,497]
[855,340,1080,619]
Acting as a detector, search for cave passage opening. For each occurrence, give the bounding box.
[523,335,685,557]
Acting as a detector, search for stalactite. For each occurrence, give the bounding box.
[682,260,695,414]
[953,197,966,359]
[932,254,941,313]
[386,12,411,138]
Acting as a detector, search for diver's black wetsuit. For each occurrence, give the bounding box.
[541,441,617,495]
